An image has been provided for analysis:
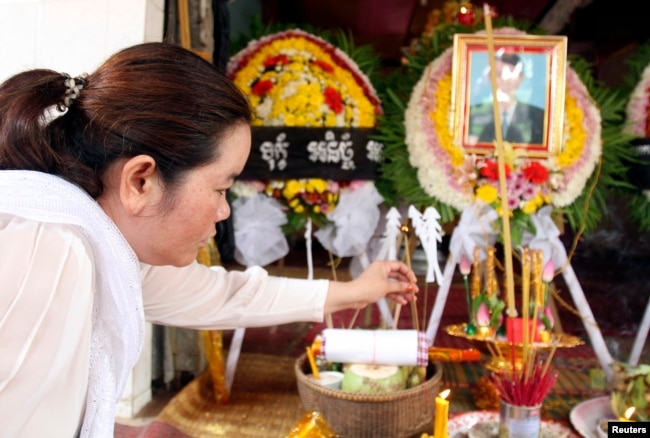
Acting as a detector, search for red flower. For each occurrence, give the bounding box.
[252,79,274,96]
[522,161,550,184]
[324,86,344,114]
[263,54,290,68]
[480,160,511,181]
[312,59,334,73]
[456,4,475,26]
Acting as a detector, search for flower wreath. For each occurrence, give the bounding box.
[619,41,650,231]
[405,27,600,243]
[625,52,650,138]
[377,23,629,244]
[227,28,382,128]
[227,28,384,238]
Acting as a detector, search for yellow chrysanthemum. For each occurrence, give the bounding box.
[283,180,303,199]
[521,193,545,215]
[556,93,586,168]
[476,185,498,204]
[432,74,465,166]
[229,32,378,128]
[306,178,328,193]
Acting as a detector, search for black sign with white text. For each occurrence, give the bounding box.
[239,127,383,180]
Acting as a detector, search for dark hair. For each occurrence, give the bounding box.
[0,42,252,198]
[497,52,522,68]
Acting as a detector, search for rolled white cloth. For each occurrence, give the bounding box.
[321,329,428,367]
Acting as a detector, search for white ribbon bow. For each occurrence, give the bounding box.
[314,183,383,257]
[449,203,499,263]
[232,193,289,266]
[521,205,564,268]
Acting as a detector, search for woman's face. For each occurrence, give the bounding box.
[101,123,251,266]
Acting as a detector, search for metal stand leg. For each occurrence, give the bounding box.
[425,253,459,345]
[560,262,615,380]
[628,296,650,366]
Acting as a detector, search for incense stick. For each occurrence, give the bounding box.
[403,233,420,332]
[392,224,414,330]
[522,248,531,374]
[482,3,516,318]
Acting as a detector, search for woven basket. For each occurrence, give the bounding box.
[295,353,443,438]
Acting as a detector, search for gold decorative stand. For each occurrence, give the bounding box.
[444,323,583,372]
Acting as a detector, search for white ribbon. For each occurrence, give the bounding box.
[409,205,444,284]
[521,205,565,268]
[380,206,403,261]
[232,194,289,267]
[314,184,383,258]
[353,206,404,328]
[448,203,499,263]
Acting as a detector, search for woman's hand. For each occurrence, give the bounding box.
[324,260,419,314]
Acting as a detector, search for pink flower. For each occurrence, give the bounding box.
[476,302,490,326]
[542,259,554,283]
[459,254,471,276]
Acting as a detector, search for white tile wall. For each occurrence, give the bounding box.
[0,0,165,82]
[0,0,165,419]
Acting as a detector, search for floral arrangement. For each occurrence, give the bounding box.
[407,1,483,54]
[619,42,650,231]
[226,28,384,235]
[376,19,632,244]
[624,56,650,138]
[400,27,601,244]
[230,178,342,233]
[227,28,382,128]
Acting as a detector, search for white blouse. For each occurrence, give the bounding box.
[0,214,328,437]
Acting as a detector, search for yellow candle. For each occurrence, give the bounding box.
[434,389,450,438]
[306,346,320,379]
[619,406,636,421]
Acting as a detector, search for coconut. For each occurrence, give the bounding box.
[341,363,408,394]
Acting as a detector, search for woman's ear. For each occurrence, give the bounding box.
[119,155,160,215]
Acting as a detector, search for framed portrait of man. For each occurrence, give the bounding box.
[450,33,567,158]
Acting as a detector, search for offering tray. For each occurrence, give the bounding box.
[448,411,578,438]
[569,396,614,438]
[445,323,584,372]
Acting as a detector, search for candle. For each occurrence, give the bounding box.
[434,389,450,438]
[306,346,320,379]
[619,406,636,421]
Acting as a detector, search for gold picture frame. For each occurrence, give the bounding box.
[451,33,567,158]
